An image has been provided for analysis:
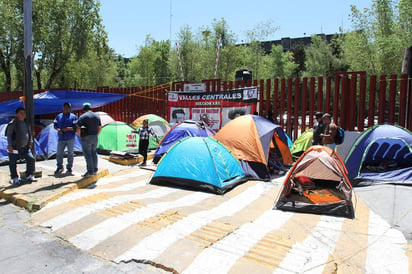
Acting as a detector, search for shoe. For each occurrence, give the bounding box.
[10,178,21,185]
[66,168,72,174]
[140,162,147,166]
[54,167,64,175]
[82,172,92,178]
[26,175,37,183]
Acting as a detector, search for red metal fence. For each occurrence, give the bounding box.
[1,73,411,140]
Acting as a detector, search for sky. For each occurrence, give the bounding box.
[99,0,372,58]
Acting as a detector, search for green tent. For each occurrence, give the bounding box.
[97,122,137,153]
[291,129,313,159]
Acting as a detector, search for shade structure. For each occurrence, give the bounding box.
[275,145,354,218]
[215,114,292,181]
[153,120,215,164]
[150,137,247,194]
[36,124,82,159]
[345,124,412,185]
[131,114,171,149]
[97,122,137,153]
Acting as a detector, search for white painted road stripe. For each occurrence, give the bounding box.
[115,182,275,262]
[182,209,293,274]
[69,191,213,250]
[39,175,151,210]
[94,169,150,186]
[365,210,409,274]
[274,215,344,274]
[41,187,179,231]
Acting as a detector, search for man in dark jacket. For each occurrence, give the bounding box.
[76,103,101,177]
[312,112,324,145]
[6,107,36,185]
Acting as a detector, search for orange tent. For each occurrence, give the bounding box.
[215,114,292,181]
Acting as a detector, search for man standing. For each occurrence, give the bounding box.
[53,102,78,175]
[312,112,324,145]
[320,113,337,150]
[76,103,101,177]
[6,107,36,185]
[133,119,159,166]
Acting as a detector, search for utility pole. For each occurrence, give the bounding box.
[24,0,34,151]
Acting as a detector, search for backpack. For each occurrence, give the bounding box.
[334,127,345,145]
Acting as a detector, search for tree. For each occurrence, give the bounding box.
[343,0,405,75]
[305,35,347,77]
[33,0,108,89]
[269,45,298,79]
[0,0,23,92]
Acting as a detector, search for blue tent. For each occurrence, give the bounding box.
[150,137,247,194]
[0,90,126,117]
[345,124,412,185]
[0,123,45,165]
[152,120,215,164]
[36,124,82,159]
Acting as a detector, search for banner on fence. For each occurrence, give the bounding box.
[167,87,258,130]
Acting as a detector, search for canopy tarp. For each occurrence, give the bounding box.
[0,90,127,117]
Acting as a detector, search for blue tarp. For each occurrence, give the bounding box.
[150,137,247,194]
[0,90,127,117]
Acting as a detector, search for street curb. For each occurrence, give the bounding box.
[0,169,109,212]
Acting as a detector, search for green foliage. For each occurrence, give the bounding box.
[342,0,407,75]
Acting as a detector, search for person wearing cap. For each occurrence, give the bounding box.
[132,119,159,166]
[312,111,324,145]
[320,113,337,149]
[76,103,101,177]
[53,102,78,175]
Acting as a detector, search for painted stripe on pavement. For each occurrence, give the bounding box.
[41,187,179,231]
[38,174,151,210]
[69,191,212,250]
[273,215,344,274]
[365,210,409,273]
[115,182,275,263]
[182,209,293,274]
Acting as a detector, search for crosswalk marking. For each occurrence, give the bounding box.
[115,181,275,263]
[70,191,213,250]
[182,210,293,274]
[31,169,412,273]
[274,215,344,274]
[38,172,152,209]
[41,187,180,231]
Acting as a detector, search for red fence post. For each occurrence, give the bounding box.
[302,77,309,129]
[317,76,323,112]
[349,74,357,131]
[265,79,271,116]
[309,77,316,126]
[280,79,286,127]
[378,75,387,124]
[325,77,331,114]
[358,74,366,132]
[368,75,377,128]
[273,78,279,122]
[388,74,397,124]
[286,78,293,137]
[399,74,408,127]
[293,78,300,140]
